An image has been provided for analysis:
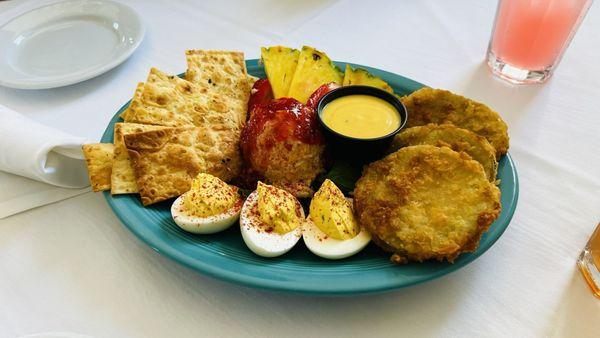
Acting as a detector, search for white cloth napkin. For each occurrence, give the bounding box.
[0,104,89,187]
[0,105,91,218]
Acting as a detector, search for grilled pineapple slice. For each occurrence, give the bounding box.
[342,65,393,93]
[261,46,300,98]
[287,46,343,103]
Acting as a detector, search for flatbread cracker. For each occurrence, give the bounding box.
[185,50,250,130]
[119,82,144,121]
[116,51,250,205]
[185,50,250,104]
[82,143,114,192]
[122,68,211,126]
[247,75,259,88]
[123,66,247,129]
[125,127,242,205]
[111,123,167,194]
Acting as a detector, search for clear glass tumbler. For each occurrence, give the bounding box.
[578,222,600,298]
[487,0,593,84]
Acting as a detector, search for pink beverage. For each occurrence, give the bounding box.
[487,0,593,84]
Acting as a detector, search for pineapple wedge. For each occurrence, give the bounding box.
[342,65,394,93]
[287,46,343,103]
[261,46,300,98]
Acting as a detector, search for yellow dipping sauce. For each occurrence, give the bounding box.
[183,173,239,217]
[320,94,401,139]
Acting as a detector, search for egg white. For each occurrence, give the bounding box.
[240,190,304,258]
[303,198,371,260]
[171,194,241,234]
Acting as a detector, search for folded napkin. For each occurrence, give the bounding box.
[0,105,91,219]
[0,105,90,188]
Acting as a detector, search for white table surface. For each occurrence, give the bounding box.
[1,0,600,337]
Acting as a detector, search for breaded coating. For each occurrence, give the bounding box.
[390,124,498,182]
[354,145,501,264]
[400,88,509,158]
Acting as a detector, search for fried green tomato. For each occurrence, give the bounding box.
[400,88,509,159]
[354,145,501,264]
[389,124,498,182]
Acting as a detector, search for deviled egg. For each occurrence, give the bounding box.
[303,179,371,259]
[240,182,304,257]
[171,173,243,234]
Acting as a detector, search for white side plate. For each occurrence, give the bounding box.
[0,0,145,89]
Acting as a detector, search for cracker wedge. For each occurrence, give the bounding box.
[185,50,250,130]
[185,50,250,104]
[111,122,167,194]
[247,75,259,88]
[122,66,247,129]
[117,51,251,205]
[82,143,114,192]
[125,126,242,205]
[119,82,144,121]
[122,68,211,127]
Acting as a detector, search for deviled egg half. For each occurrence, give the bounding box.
[303,179,371,259]
[171,173,243,234]
[240,182,304,257]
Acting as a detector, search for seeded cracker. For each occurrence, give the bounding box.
[120,51,250,205]
[111,122,167,194]
[82,143,114,192]
[122,68,211,127]
[125,126,241,205]
[119,82,144,121]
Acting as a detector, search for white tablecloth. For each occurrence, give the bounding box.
[1,0,599,337]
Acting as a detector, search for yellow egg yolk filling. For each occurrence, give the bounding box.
[183,173,239,217]
[310,179,359,240]
[257,182,301,234]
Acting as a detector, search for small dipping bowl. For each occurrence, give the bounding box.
[317,86,408,163]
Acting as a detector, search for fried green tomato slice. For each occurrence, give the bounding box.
[354,145,501,264]
[400,88,509,159]
[389,124,498,182]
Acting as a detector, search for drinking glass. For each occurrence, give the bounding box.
[578,222,600,298]
[487,0,593,84]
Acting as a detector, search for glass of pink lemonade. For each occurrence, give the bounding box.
[487,0,593,84]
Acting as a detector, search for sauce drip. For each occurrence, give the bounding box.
[241,81,335,162]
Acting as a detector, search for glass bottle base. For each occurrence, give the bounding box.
[486,51,553,85]
[577,248,600,299]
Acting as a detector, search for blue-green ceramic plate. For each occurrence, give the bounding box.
[102,60,518,295]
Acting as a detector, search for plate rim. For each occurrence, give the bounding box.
[102,59,519,295]
[0,0,145,90]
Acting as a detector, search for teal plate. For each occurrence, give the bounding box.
[102,60,518,295]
